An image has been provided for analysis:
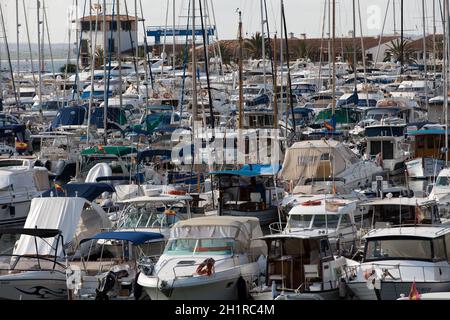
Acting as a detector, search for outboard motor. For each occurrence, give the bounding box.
[95,271,116,300]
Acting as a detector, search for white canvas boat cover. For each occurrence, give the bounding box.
[85,163,112,183]
[170,216,266,256]
[13,197,110,257]
[0,169,36,192]
[113,184,144,201]
[279,140,358,181]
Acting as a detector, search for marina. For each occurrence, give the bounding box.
[2,0,450,302]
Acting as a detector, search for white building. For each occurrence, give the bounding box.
[75,14,142,67]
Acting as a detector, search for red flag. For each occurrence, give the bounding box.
[408,281,421,300]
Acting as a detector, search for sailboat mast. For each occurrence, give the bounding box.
[238,10,243,130]
[422,0,428,110]
[331,0,336,115]
[400,0,403,74]
[116,0,123,110]
[444,0,449,166]
[352,0,357,92]
[191,0,198,126]
[273,35,278,129]
[16,0,21,109]
[37,0,43,107]
[260,0,266,93]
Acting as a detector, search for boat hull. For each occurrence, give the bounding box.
[0,271,67,300]
[347,281,450,300]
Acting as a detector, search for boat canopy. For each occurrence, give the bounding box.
[137,149,172,162]
[13,197,110,257]
[80,231,164,245]
[81,145,137,157]
[279,140,359,181]
[50,105,87,130]
[41,182,115,201]
[0,228,61,238]
[170,216,266,256]
[209,164,281,177]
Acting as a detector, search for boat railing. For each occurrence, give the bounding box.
[345,262,450,283]
[269,222,286,234]
[0,254,67,274]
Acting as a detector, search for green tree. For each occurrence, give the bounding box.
[383,39,416,64]
[60,63,77,74]
[244,32,270,59]
[294,40,311,59]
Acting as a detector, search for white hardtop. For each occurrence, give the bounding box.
[363,197,436,207]
[364,226,450,240]
[288,199,356,216]
[259,230,328,241]
[118,194,193,204]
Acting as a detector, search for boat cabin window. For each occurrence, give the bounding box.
[340,214,352,228]
[436,176,450,187]
[364,237,433,262]
[369,141,394,160]
[371,204,437,226]
[432,237,447,261]
[266,238,323,289]
[165,238,235,255]
[320,239,332,258]
[288,214,339,229]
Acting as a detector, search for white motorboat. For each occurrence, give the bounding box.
[0,158,49,226]
[0,228,68,300]
[137,216,266,300]
[345,226,450,300]
[279,196,359,255]
[250,232,348,300]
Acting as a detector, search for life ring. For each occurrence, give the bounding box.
[152,93,159,99]
[196,258,215,276]
[200,89,208,97]
[301,200,321,206]
[168,189,187,196]
[163,92,172,99]
[164,209,177,216]
[15,141,28,150]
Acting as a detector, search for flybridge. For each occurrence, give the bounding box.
[146,26,215,44]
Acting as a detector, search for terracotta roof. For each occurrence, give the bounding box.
[408,34,444,51]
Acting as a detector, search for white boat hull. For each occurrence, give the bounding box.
[347,280,450,300]
[0,270,67,300]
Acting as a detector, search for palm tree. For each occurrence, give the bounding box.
[217,42,233,65]
[343,43,363,72]
[294,40,311,60]
[94,47,104,68]
[383,39,416,65]
[244,32,270,59]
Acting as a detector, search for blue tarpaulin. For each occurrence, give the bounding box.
[41,183,115,201]
[80,231,164,245]
[209,164,281,177]
[50,105,87,130]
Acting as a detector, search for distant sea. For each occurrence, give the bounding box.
[0,59,77,73]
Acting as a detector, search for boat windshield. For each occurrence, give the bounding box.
[288,214,340,229]
[164,238,235,255]
[436,176,450,187]
[364,238,433,262]
[119,206,181,229]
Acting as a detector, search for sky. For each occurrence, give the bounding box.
[0,0,444,46]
